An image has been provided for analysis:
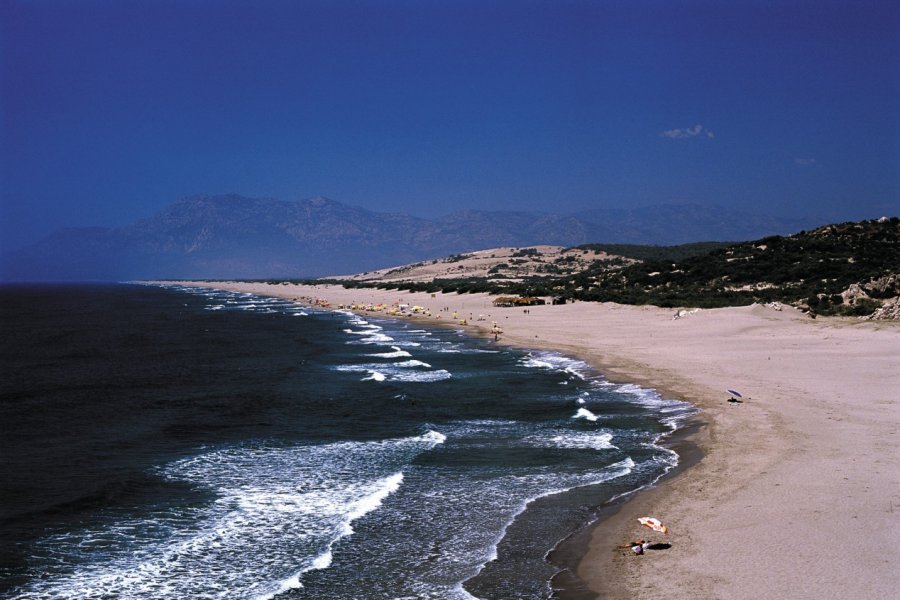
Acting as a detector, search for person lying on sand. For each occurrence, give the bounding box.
[620,539,651,554]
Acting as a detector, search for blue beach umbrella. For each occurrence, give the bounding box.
[727,389,743,398]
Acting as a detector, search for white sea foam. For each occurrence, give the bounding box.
[392,369,452,382]
[395,359,431,368]
[519,352,592,380]
[257,472,405,600]
[528,431,616,451]
[160,286,307,316]
[400,420,637,595]
[390,339,421,347]
[367,346,412,358]
[519,356,556,370]
[346,332,396,345]
[420,429,447,445]
[363,370,387,382]
[120,286,690,598]
[424,340,497,355]
[19,432,445,600]
[595,380,697,430]
[478,456,635,565]
[334,363,452,383]
[572,407,599,421]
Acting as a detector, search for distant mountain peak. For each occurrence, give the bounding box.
[304,195,339,207]
[1,196,829,281]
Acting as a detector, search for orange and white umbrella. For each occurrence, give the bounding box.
[638,517,669,535]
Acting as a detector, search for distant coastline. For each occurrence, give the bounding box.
[156,280,900,599]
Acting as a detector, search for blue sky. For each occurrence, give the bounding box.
[1,0,898,251]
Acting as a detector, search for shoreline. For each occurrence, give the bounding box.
[149,281,900,599]
[548,416,705,599]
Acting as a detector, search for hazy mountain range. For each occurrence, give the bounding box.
[1,194,819,281]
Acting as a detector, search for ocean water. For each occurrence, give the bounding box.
[0,284,694,599]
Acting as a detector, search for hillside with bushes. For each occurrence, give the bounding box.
[272,218,899,318]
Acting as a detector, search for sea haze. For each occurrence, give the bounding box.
[0,284,694,599]
[0,195,819,281]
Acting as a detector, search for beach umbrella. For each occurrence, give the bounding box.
[727,389,743,398]
[638,517,669,534]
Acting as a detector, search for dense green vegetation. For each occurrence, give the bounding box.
[324,275,561,298]
[267,219,899,316]
[568,219,899,314]
[571,241,732,262]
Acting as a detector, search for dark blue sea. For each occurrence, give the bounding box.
[0,283,694,599]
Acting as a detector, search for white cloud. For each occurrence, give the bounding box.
[794,158,817,166]
[660,124,715,139]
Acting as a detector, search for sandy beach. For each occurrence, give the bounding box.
[159,281,900,599]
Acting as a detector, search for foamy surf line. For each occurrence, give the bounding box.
[141,283,700,597]
[519,349,697,425]
[593,379,698,430]
[366,346,411,358]
[169,282,695,475]
[519,352,592,381]
[256,472,405,600]
[517,348,696,432]
[514,345,699,561]
[16,431,447,600]
[160,282,695,433]
[333,363,452,382]
[146,284,312,318]
[471,456,636,574]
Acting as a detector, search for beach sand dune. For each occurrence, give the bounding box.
[159,282,900,599]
